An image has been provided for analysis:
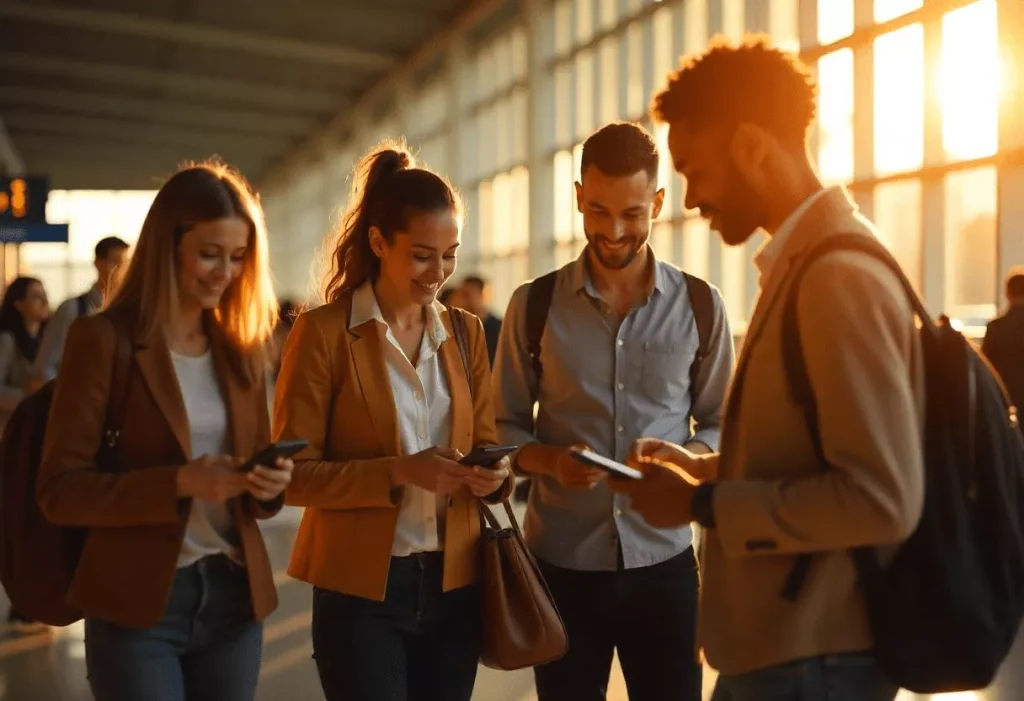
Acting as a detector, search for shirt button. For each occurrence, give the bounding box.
[419,431,427,440]
[615,509,623,517]
[415,391,422,401]
[617,339,624,347]
[617,425,624,433]
[617,383,624,391]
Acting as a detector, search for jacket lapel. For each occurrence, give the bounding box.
[208,322,255,458]
[439,311,473,451]
[350,320,402,456]
[133,327,192,460]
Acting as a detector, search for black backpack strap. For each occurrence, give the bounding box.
[75,293,90,318]
[780,234,928,601]
[683,272,715,401]
[525,272,558,385]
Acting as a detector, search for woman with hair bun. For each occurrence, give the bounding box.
[274,141,513,701]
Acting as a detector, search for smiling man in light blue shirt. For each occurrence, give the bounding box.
[494,122,734,701]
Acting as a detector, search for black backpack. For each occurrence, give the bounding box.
[524,269,716,395]
[781,234,1024,693]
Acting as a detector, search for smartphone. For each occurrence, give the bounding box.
[569,448,643,480]
[238,439,309,472]
[459,445,518,468]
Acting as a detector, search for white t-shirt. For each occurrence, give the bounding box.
[170,350,240,568]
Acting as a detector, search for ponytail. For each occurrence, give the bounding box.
[322,139,461,303]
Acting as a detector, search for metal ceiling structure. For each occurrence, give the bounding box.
[0,0,472,190]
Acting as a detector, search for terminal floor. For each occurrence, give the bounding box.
[1,506,1021,701]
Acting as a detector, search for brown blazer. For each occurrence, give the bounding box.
[272,294,511,602]
[697,188,927,674]
[37,308,280,630]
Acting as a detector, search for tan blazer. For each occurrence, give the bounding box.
[273,295,511,602]
[37,308,280,629]
[698,188,926,675]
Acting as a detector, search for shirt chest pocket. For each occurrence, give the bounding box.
[628,340,694,404]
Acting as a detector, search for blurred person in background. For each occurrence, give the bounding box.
[36,163,294,701]
[459,275,502,366]
[273,141,512,701]
[29,236,129,391]
[983,267,1024,430]
[0,275,50,632]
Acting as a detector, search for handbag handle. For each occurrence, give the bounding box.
[446,306,525,537]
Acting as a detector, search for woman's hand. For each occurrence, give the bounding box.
[391,447,469,495]
[463,456,512,498]
[246,457,295,502]
[175,454,248,502]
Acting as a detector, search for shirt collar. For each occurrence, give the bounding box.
[349,280,448,351]
[753,187,832,285]
[570,246,668,298]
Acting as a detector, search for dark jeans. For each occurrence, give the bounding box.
[534,547,702,701]
[85,554,262,701]
[711,653,899,701]
[312,551,481,701]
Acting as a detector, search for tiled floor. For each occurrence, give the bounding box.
[1,506,1022,700]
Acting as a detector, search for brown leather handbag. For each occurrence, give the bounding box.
[447,307,569,670]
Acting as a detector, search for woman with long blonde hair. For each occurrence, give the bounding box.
[37,161,294,701]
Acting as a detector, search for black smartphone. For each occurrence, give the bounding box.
[569,448,643,480]
[238,439,309,472]
[459,444,517,468]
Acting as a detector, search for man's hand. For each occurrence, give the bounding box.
[553,445,606,489]
[608,458,697,529]
[628,438,705,484]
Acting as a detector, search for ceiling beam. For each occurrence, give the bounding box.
[15,134,268,171]
[0,51,344,114]
[0,87,318,137]
[0,1,394,71]
[0,117,24,174]
[4,111,292,157]
[263,0,506,185]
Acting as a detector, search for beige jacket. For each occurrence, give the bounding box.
[698,187,926,674]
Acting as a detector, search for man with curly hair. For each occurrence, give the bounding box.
[609,37,925,700]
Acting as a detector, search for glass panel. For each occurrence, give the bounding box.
[874,24,924,175]
[554,150,575,243]
[682,218,711,279]
[511,166,530,251]
[575,0,593,45]
[652,7,675,104]
[723,0,745,42]
[941,0,999,161]
[685,0,708,53]
[654,122,674,220]
[555,0,573,56]
[495,97,511,173]
[493,35,512,93]
[599,0,619,30]
[626,21,644,118]
[477,179,494,257]
[945,167,998,323]
[599,35,620,123]
[874,0,922,23]
[651,222,673,262]
[492,173,512,256]
[512,88,528,164]
[555,64,573,146]
[818,0,854,44]
[873,180,923,292]
[817,49,854,184]
[575,50,595,141]
[770,0,800,52]
[721,242,748,323]
[511,26,528,82]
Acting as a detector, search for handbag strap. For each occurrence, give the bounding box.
[99,314,134,462]
[447,306,528,538]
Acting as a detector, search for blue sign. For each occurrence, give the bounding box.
[0,223,69,243]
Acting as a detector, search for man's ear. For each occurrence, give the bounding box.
[652,188,666,219]
[729,123,767,173]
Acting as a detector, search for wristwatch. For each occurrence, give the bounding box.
[691,482,718,528]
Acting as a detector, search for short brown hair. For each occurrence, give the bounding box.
[580,122,659,182]
[651,35,818,146]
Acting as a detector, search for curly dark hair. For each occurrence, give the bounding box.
[651,35,818,146]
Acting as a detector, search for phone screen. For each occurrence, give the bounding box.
[459,444,517,468]
[569,448,643,480]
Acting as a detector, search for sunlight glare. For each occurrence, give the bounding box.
[874,23,924,174]
[940,0,1000,161]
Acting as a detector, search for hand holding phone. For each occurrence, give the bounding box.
[238,439,309,473]
[569,448,643,480]
[459,444,518,468]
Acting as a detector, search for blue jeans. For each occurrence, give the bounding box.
[85,554,263,701]
[311,551,481,701]
[711,653,898,701]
